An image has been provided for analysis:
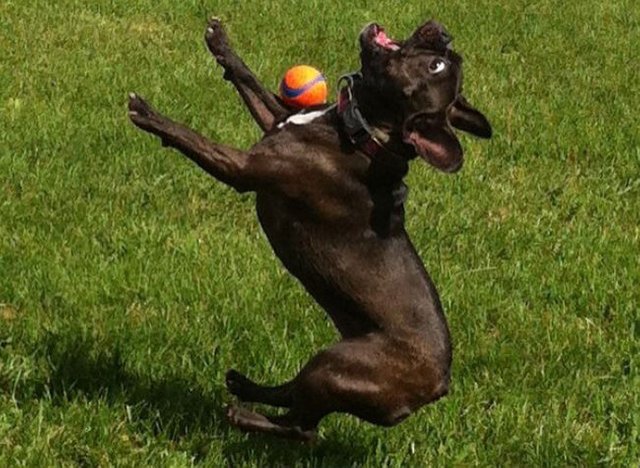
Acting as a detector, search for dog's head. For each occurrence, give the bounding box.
[359,20,491,172]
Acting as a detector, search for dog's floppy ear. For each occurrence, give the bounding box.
[448,95,492,139]
[403,114,463,173]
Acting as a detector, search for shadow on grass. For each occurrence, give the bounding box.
[12,331,371,465]
[27,331,225,440]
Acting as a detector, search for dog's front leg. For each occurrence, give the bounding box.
[204,18,289,133]
[128,93,254,193]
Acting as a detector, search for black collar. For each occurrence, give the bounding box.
[336,73,402,159]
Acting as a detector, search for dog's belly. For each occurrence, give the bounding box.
[255,191,450,350]
[255,191,353,299]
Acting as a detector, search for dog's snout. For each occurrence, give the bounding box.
[415,20,453,51]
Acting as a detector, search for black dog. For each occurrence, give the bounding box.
[128,18,491,441]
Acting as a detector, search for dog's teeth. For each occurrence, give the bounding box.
[207,27,214,34]
[128,110,138,116]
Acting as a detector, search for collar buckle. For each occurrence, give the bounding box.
[336,72,398,159]
[337,73,376,150]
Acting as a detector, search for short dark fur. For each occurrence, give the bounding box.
[128,18,491,441]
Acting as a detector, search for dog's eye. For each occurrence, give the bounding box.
[429,59,446,74]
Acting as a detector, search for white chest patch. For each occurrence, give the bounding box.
[277,107,333,129]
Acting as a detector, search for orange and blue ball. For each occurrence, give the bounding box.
[279,65,328,109]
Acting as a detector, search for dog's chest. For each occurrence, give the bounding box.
[254,182,407,278]
[255,192,335,259]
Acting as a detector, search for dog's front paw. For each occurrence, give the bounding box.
[128,92,155,121]
[205,17,232,64]
[127,93,168,140]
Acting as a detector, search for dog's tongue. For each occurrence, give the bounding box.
[375,30,400,50]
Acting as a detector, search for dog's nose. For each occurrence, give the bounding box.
[440,29,452,45]
[417,20,452,50]
[430,21,452,46]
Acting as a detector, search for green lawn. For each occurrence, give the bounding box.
[1,0,639,466]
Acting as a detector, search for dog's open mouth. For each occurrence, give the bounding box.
[370,24,401,51]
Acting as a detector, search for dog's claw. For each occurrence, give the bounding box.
[207,16,222,27]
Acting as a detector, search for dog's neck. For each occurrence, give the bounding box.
[340,80,410,182]
[351,81,405,133]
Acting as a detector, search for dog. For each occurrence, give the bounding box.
[128,17,491,441]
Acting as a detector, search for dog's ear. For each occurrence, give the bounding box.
[448,95,492,139]
[404,114,463,173]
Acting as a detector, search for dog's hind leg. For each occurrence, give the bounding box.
[225,333,450,440]
[204,18,289,132]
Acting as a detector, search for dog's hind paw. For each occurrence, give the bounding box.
[226,405,317,442]
[225,369,254,399]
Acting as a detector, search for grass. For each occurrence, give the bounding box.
[1,0,639,465]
